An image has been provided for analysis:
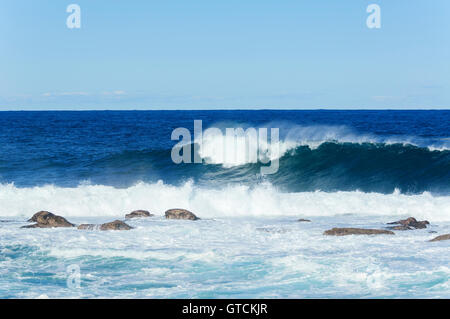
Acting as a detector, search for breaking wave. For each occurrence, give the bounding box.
[1,181,449,221]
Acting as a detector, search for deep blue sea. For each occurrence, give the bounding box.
[0,110,449,298]
[1,110,449,193]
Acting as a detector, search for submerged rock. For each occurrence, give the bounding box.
[324,228,395,236]
[77,224,97,230]
[298,219,311,222]
[22,211,75,228]
[429,234,450,242]
[78,220,133,231]
[125,210,153,219]
[387,217,429,230]
[165,209,199,221]
[388,225,413,231]
[256,227,290,234]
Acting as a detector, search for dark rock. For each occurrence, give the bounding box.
[22,211,75,228]
[429,234,450,242]
[324,228,395,236]
[78,220,133,231]
[125,210,153,219]
[100,220,133,231]
[165,209,199,221]
[387,217,429,230]
[298,219,311,222]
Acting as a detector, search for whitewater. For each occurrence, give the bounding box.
[0,181,450,221]
[2,209,449,298]
[1,180,449,298]
[0,110,449,298]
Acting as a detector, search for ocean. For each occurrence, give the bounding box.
[0,110,449,298]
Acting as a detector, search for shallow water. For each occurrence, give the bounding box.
[1,215,448,298]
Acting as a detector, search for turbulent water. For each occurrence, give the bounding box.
[0,110,449,298]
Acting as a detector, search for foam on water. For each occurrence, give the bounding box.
[1,181,450,221]
[1,215,449,298]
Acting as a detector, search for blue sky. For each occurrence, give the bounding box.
[0,0,449,110]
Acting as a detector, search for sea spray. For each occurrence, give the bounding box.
[1,181,450,221]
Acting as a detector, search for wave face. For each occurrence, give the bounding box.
[0,110,449,195]
[271,142,450,194]
[3,141,447,195]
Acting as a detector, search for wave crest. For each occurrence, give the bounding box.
[194,124,450,168]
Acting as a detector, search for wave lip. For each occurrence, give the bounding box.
[194,124,450,168]
[190,125,450,194]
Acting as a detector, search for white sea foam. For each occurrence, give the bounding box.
[198,127,297,167]
[2,211,449,298]
[196,124,449,167]
[283,124,450,151]
[1,181,449,221]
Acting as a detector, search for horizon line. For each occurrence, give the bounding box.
[0,108,449,112]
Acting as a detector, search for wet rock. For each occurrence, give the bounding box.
[387,217,429,230]
[429,234,450,242]
[388,225,413,231]
[324,228,395,236]
[165,209,199,221]
[22,211,75,228]
[77,224,97,230]
[125,210,153,219]
[298,219,311,222]
[100,220,133,230]
[78,220,133,231]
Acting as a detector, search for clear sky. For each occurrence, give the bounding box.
[0,0,449,110]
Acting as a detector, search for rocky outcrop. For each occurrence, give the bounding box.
[387,217,430,230]
[298,219,311,222]
[77,220,133,231]
[100,220,133,230]
[429,234,450,242]
[22,211,75,228]
[125,210,153,219]
[324,228,395,236]
[165,209,199,221]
